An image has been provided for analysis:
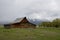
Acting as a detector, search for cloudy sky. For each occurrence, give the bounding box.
[0,0,60,22]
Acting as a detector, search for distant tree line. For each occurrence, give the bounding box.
[39,18,60,28]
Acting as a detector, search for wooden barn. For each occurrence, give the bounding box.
[4,17,36,29]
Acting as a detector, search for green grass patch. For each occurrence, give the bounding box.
[0,27,60,40]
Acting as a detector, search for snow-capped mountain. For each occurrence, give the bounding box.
[28,18,50,25]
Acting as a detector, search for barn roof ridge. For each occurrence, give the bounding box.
[11,17,27,23]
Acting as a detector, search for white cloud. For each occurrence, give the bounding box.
[0,0,60,22]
